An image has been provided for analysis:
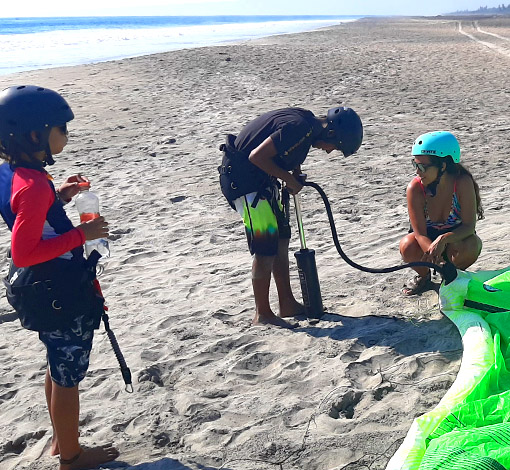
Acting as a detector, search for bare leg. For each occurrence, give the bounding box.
[252,253,296,328]
[51,382,119,470]
[399,233,430,278]
[446,234,482,270]
[45,368,60,456]
[252,254,274,321]
[272,238,305,318]
[400,233,431,295]
[52,383,81,465]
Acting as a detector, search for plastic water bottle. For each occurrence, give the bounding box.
[75,182,110,261]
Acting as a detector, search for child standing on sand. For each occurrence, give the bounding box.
[0,85,119,470]
[219,106,363,328]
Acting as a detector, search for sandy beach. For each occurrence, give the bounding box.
[0,16,509,470]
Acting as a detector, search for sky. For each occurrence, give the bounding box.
[0,0,506,18]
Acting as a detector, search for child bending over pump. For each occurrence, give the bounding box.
[0,85,119,470]
[400,131,483,295]
[219,106,363,328]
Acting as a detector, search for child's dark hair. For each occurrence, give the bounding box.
[0,137,35,168]
[430,155,484,220]
[0,141,22,166]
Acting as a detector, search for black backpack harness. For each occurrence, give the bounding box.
[218,134,273,210]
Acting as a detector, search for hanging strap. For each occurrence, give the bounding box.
[93,276,133,393]
[102,311,133,393]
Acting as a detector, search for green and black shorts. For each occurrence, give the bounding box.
[234,187,291,256]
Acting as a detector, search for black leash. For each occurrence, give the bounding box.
[302,180,458,285]
[88,250,133,392]
[102,312,133,393]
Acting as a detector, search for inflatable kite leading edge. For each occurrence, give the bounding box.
[386,267,510,470]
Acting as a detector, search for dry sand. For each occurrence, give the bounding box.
[0,16,509,470]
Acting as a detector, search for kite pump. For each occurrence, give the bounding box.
[292,177,457,319]
[293,191,324,319]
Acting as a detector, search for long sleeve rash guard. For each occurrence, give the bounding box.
[10,167,85,267]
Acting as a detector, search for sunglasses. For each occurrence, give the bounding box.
[58,124,68,135]
[411,159,435,173]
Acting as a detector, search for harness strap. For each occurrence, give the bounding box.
[218,134,272,209]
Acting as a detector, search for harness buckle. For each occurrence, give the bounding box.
[31,281,49,294]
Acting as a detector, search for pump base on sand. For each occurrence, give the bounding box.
[295,248,324,320]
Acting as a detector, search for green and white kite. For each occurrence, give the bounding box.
[387,268,510,470]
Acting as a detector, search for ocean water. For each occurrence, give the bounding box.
[0,15,360,76]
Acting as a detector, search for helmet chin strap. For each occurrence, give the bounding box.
[20,130,54,168]
[426,167,445,197]
[29,128,54,167]
[319,124,335,143]
[44,143,55,166]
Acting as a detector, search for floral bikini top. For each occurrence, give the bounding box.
[415,176,462,231]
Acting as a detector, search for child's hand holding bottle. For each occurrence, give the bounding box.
[75,182,111,260]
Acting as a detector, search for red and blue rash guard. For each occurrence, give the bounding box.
[0,163,85,267]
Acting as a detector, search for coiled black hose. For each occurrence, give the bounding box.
[303,181,458,285]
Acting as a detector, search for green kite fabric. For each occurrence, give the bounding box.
[386,268,510,470]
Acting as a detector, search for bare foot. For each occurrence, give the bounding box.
[253,313,298,329]
[279,299,305,318]
[59,444,119,470]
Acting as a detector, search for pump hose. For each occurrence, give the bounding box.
[303,181,458,284]
[102,312,134,393]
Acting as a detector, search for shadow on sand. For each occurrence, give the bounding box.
[107,457,232,470]
[294,289,461,360]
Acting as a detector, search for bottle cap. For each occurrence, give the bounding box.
[78,182,91,189]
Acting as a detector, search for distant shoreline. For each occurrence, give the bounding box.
[0,15,361,76]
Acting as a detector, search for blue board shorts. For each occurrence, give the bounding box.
[38,314,96,388]
[234,186,291,257]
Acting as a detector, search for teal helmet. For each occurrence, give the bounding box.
[411,131,461,163]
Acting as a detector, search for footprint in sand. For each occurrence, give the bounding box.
[138,365,164,386]
[1,430,47,456]
[328,390,363,419]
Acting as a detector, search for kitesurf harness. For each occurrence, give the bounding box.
[218,134,272,210]
[302,180,458,285]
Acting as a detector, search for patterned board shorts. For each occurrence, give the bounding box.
[234,187,291,257]
[38,314,96,388]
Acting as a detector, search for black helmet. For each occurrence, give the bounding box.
[0,85,74,166]
[322,106,363,157]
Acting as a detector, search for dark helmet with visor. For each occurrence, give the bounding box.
[0,85,74,166]
[322,106,363,157]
